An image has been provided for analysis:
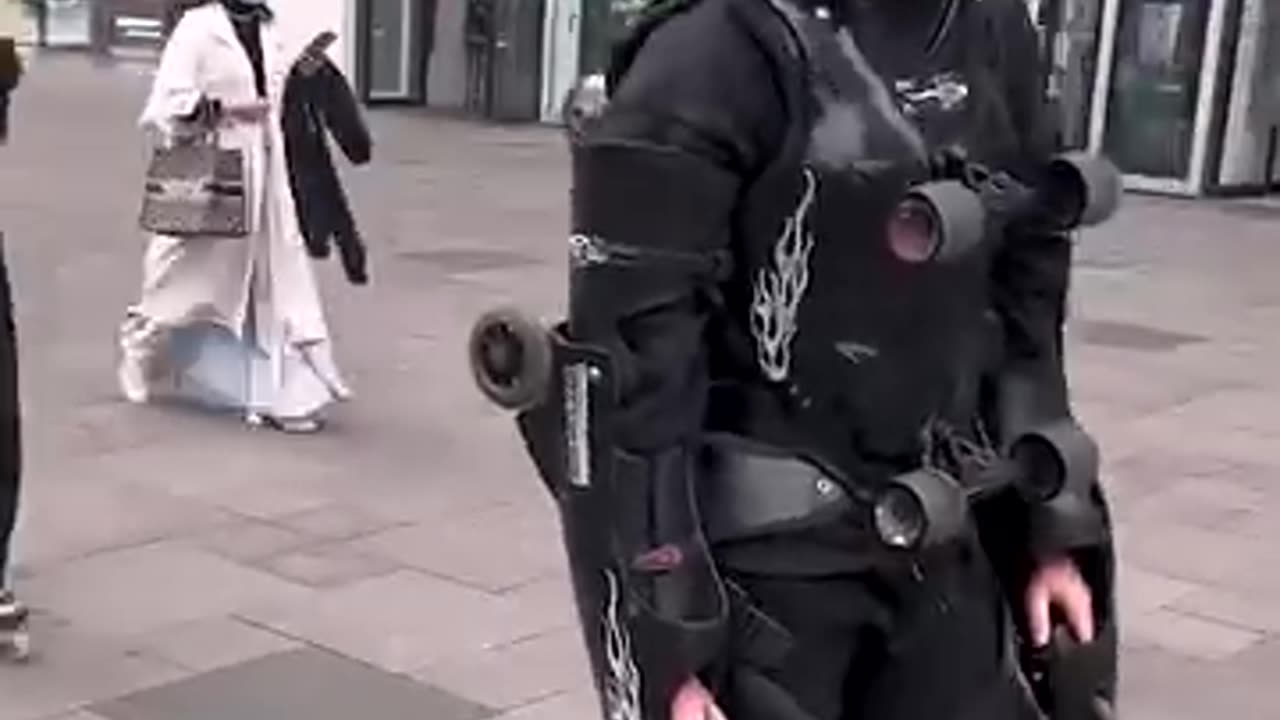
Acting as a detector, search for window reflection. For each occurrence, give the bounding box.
[1102,0,1210,179]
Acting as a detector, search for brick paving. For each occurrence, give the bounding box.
[0,53,1278,720]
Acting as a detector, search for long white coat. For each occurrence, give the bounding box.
[138,2,326,343]
[126,3,349,417]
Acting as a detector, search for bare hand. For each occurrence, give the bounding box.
[1025,554,1095,648]
[224,100,270,123]
[671,677,728,720]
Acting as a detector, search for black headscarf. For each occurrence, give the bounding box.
[219,0,273,22]
[218,0,271,97]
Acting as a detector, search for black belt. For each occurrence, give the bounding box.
[699,434,863,544]
[697,431,1000,545]
[706,383,910,493]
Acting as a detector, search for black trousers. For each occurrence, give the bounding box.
[714,528,1042,720]
[0,235,19,582]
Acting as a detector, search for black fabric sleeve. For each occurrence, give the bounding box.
[989,0,1071,437]
[280,72,325,259]
[573,0,784,454]
[316,60,372,165]
[988,0,1111,559]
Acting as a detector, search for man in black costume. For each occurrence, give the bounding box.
[472,0,1120,718]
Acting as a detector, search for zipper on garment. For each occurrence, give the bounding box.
[569,234,726,276]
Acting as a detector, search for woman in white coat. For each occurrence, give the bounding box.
[120,0,350,433]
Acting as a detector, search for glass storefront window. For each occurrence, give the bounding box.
[1041,0,1104,150]
[0,0,92,47]
[44,0,92,47]
[578,0,645,77]
[1102,0,1211,179]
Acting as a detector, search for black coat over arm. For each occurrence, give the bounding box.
[282,40,373,285]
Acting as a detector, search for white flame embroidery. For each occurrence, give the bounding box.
[602,570,642,720]
[751,169,819,382]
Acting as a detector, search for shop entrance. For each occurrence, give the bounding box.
[357,0,437,105]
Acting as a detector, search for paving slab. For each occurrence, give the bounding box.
[92,648,495,720]
[0,615,186,720]
[123,616,301,675]
[412,626,593,712]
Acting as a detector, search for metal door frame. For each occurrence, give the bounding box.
[539,0,581,123]
[360,0,418,102]
[1207,0,1280,194]
[489,0,546,121]
[1088,0,1234,195]
[344,0,358,80]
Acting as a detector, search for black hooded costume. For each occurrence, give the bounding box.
[495,0,1121,718]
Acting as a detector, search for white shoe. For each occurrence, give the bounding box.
[117,357,150,404]
[272,416,323,434]
[0,590,31,663]
[245,412,323,435]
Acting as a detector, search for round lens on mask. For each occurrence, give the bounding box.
[886,198,940,263]
[873,485,926,550]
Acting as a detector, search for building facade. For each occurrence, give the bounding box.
[1065,0,1280,195]
[1,0,96,47]
[324,0,626,121]
[314,0,1280,197]
[5,1,347,58]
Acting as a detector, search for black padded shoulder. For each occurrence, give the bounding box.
[597,0,808,178]
[607,0,805,95]
[606,0,703,93]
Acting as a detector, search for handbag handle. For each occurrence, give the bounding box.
[168,96,223,147]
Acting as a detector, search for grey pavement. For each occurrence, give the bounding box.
[0,53,1278,720]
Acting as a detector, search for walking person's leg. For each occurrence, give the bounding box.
[0,233,29,661]
[0,233,20,584]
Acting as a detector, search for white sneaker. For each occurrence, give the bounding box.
[0,590,30,662]
[272,416,323,434]
[117,356,150,404]
[244,413,323,435]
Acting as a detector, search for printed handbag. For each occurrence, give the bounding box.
[139,131,249,238]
